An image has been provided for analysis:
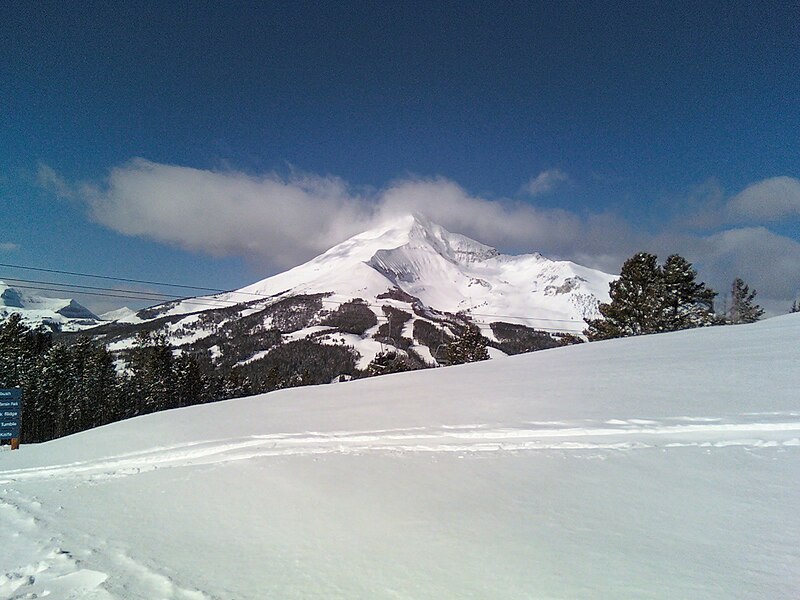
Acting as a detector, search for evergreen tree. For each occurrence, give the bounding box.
[174,352,206,408]
[0,315,239,443]
[790,300,799,313]
[128,331,175,414]
[220,369,252,400]
[0,313,51,388]
[38,343,72,439]
[584,252,665,340]
[729,278,764,324]
[366,350,416,376]
[445,325,490,365]
[585,252,718,341]
[67,337,111,433]
[661,254,717,330]
[89,343,122,426]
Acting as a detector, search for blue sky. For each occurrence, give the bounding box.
[1,1,799,313]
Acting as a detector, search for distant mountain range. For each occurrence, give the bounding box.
[0,280,103,331]
[3,214,616,370]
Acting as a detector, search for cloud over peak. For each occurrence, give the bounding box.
[38,160,800,313]
[39,160,614,270]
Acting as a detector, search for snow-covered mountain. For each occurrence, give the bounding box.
[162,213,613,327]
[89,214,615,371]
[84,214,617,372]
[0,281,101,331]
[2,314,798,598]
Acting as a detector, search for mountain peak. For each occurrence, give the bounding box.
[352,213,499,264]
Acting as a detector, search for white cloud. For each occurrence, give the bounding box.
[691,227,800,314]
[71,159,378,268]
[37,164,76,200]
[0,242,20,251]
[522,169,570,196]
[725,176,800,222]
[48,159,621,270]
[41,160,800,313]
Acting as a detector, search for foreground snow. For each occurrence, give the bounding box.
[1,315,799,599]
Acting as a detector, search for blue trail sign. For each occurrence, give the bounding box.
[0,389,22,442]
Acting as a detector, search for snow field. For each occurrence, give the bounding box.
[0,313,798,599]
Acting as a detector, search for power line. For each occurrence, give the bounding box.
[0,261,588,323]
[0,262,227,293]
[4,283,231,308]
[3,282,587,332]
[1,284,587,334]
[1,276,242,308]
[3,277,186,301]
[0,263,589,331]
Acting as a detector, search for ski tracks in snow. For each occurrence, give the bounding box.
[2,412,799,486]
[0,488,211,600]
[0,412,798,599]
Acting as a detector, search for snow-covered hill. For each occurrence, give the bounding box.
[0,281,101,331]
[1,314,798,598]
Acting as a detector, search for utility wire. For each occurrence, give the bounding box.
[0,262,227,293]
[3,280,587,331]
[1,286,587,334]
[3,277,187,301]
[4,283,231,307]
[3,282,585,333]
[1,264,590,330]
[1,261,588,322]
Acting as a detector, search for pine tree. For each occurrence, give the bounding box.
[445,325,490,365]
[88,343,121,426]
[128,331,175,414]
[791,300,799,313]
[729,278,764,324]
[0,313,51,388]
[174,352,207,407]
[585,252,665,340]
[68,337,118,430]
[220,370,252,400]
[585,252,719,340]
[661,254,717,330]
[366,350,415,376]
[38,343,72,439]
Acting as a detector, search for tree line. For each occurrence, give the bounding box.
[0,315,250,444]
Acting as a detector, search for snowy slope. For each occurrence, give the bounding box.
[151,214,614,330]
[99,306,137,322]
[1,315,799,599]
[0,281,101,331]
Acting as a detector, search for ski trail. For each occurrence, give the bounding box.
[2,414,799,484]
[0,488,213,600]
